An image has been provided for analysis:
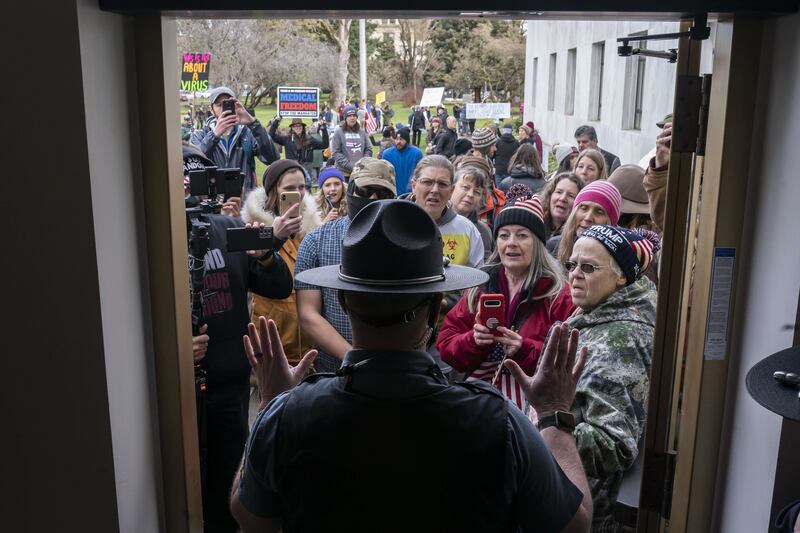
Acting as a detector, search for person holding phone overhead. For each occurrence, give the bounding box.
[243,159,322,364]
[190,86,280,197]
[438,191,575,409]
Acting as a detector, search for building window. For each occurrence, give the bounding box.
[565,48,577,116]
[622,32,647,130]
[548,53,557,112]
[532,57,538,108]
[589,41,605,121]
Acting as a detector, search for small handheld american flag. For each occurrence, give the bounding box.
[468,340,529,411]
[365,110,378,134]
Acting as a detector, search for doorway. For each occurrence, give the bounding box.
[130,10,757,533]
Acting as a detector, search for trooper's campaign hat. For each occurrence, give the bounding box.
[746,345,800,421]
[296,200,488,294]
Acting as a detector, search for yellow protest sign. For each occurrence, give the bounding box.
[375,91,386,105]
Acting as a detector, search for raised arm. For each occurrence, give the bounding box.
[506,324,593,533]
[268,117,289,146]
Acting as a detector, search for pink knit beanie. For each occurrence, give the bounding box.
[572,181,622,225]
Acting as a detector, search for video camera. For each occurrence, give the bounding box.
[185,165,244,246]
[185,165,244,333]
[189,166,244,204]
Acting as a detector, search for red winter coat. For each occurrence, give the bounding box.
[438,267,575,376]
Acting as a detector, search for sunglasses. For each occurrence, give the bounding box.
[354,184,394,200]
[564,261,610,274]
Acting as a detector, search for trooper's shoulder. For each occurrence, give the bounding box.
[298,372,337,386]
[453,379,508,400]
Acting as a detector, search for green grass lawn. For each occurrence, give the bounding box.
[181,98,521,179]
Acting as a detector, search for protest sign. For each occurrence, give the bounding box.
[375,91,386,105]
[465,102,512,120]
[419,87,445,108]
[277,86,320,118]
[181,52,211,92]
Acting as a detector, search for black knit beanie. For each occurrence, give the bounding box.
[493,195,547,244]
[453,138,473,157]
[396,127,411,144]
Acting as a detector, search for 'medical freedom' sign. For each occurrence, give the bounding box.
[277,87,320,118]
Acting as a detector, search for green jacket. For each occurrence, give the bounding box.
[566,277,657,531]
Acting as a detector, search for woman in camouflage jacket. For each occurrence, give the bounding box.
[557,224,660,532]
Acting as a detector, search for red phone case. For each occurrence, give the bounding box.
[479,293,506,333]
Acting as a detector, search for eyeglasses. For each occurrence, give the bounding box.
[415,179,453,190]
[564,261,610,274]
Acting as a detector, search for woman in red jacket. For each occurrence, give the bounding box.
[438,193,575,410]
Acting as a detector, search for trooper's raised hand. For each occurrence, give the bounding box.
[504,323,587,419]
[243,316,317,410]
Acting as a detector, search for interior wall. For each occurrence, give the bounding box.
[713,12,800,533]
[76,1,163,532]
[3,1,121,531]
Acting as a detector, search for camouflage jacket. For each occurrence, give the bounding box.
[566,277,657,531]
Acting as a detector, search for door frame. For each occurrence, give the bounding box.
[127,12,763,533]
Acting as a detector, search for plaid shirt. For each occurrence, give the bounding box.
[294,216,352,372]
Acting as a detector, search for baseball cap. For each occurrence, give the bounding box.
[209,86,235,104]
[351,158,396,195]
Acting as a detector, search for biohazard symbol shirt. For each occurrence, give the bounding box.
[438,212,485,268]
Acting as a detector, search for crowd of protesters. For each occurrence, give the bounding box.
[183,84,673,532]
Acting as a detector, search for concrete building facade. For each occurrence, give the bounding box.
[522,20,682,168]
[373,18,403,55]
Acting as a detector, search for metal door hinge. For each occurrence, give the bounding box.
[672,73,712,156]
[673,76,703,154]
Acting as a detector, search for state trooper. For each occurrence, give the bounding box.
[230,199,594,533]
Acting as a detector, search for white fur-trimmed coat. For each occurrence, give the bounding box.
[241,187,321,362]
[242,186,322,237]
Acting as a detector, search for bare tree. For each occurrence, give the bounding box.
[177,19,336,108]
[395,20,439,102]
[302,20,352,106]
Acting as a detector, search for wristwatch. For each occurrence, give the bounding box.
[537,411,577,433]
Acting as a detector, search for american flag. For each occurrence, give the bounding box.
[364,109,378,134]
[467,342,528,411]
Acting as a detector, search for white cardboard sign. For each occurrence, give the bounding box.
[465,102,512,120]
[419,87,445,108]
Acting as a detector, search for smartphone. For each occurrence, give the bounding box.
[221,99,235,115]
[279,191,302,216]
[216,168,244,201]
[188,168,214,197]
[479,293,506,334]
[325,195,335,211]
[226,226,273,252]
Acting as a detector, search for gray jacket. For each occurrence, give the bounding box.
[190,117,279,193]
[331,126,372,174]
